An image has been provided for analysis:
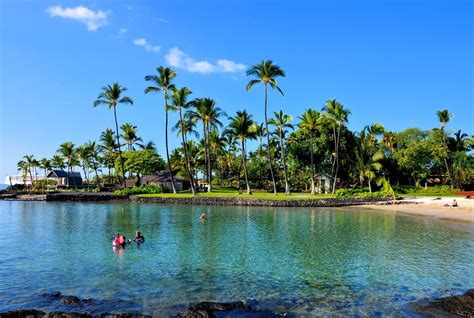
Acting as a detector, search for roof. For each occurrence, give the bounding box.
[47,170,81,178]
[315,172,334,179]
[141,171,187,183]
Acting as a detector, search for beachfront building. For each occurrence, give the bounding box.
[46,170,82,188]
[315,173,334,194]
[125,170,189,192]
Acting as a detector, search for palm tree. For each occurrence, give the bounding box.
[17,160,28,188]
[298,109,321,194]
[57,142,79,188]
[99,128,118,178]
[246,60,286,194]
[145,66,177,193]
[322,99,351,193]
[170,86,197,194]
[121,123,143,151]
[225,110,257,194]
[452,130,469,152]
[140,141,156,151]
[84,141,101,186]
[269,110,294,195]
[189,97,224,192]
[255,122,265,156]
[436,109,454,188]
[76,145,91,185]
[39,158,52,191]
[22,155,36,190]
[93,83,133,186]
[51,155,65,170]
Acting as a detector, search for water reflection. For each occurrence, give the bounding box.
[0,201,472,316]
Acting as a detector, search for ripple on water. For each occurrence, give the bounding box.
[0,201,472,316]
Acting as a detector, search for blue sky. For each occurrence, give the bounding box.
[1,0,473,178]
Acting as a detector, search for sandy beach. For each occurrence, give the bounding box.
[354,197,474,223]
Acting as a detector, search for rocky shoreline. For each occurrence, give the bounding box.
[2,289,473,317]
[0,192,402,207]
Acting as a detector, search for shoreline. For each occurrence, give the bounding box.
[347,197,474,223]
[1,192,472,223]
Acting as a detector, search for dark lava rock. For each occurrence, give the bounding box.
[99,314,151,318]
[172,301,251,318]
[47,312,91,318]
[409,289,474,317]
[60,296,82,306]
[0,309,46,318]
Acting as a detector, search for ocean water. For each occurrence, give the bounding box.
[0,201,472,316]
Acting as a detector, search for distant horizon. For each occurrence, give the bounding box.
[1,0,473,177]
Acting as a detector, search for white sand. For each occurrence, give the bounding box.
[354,197,474,223]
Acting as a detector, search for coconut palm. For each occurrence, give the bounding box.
[51,155,65,170]
[169,86,197,194]
[246,60,286,194]
[39,158,52,190]
[17,160,28,188]
[436,109,454,188]
[99,128,118,178]
[22,155,36,189]
[76,145,91,184]
[452,130,469,152]
[145,66,177,193]
[84,141,101,186]
[189,97,224,192]
[140,141,157,151]
[269,110,294,195]
[298,109,321,194]
[322,99,351,193]
[255,122,265,156]
[93,83,133,186]
[121,123,143,151]
[57,142,79,188]
[225,110,257,194]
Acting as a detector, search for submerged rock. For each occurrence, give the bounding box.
[409,289,474,317]
[0,309,47,317]
[172,301,251,317]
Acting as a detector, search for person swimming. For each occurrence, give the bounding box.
[135,230,145,243]
[200,212,206,220]
[113,233,126,246]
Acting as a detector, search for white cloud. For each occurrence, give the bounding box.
[46,5,109,31]
[133,38,161,52]
[165,48,246,74]
[113,28,128,39]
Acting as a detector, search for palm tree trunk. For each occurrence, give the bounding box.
[206,124,212,192]
[442,130,454,188]
[264,84,277,194]
[241,138,251,194]
[28,166,33,192]
[113,107,125,187]
[179,111,196,195]
[332,127,340,193]
[279,132,290,195]
[164,95,177,194]
[331,125,337,177]
[237,155,243,191]
[310,135,315,195]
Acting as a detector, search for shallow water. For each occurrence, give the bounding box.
[0,201,472,316]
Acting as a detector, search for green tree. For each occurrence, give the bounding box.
[436,109,454,187]
[269,110,294,195]
[118,150,166,186]
[121,123,143,151]
[93,83,134,186]
[298,109,321,194]
[225,110,257,194]
[99,128,118,178]
[169,86,196,194]
[246,60,286,194]
[57,142,79,188]
[322,99,351,193]
[189,97,224,192]
[145,66,178,193]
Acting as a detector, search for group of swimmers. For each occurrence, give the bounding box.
[112,230,145,247]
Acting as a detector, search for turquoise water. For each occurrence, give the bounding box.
[0,201,472,316]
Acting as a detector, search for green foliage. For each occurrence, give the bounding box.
[115,150,166,176]
[335,187,388,199]
[114,184,163,196]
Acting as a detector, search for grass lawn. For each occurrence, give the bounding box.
[137,188,335,200]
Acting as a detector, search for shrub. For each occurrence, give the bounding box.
[114,184,163,196]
